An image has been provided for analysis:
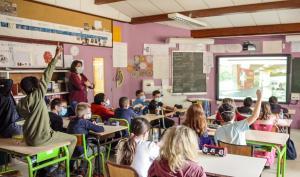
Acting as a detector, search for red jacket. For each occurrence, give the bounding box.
[68,72,88,103]
[91,103,114,121]
[216,111,246,123]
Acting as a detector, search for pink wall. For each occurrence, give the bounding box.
[63,22,190,106]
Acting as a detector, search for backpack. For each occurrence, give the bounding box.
[287,138,297,160]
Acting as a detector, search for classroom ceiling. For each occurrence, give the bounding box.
[106,0,300,30]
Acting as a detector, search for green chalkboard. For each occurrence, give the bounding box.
[172,52,206,94]
[292,58,300,93]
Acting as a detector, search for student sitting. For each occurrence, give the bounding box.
[183,103,214,149]
[49,98,67,132]
[91,93,114,121]
[116,118,159,177]
[132,90,148,114]
[269,96,288,114]
[215,98,246,124]
[114,97,141,125]
[214,90,262,145]
[237,97,253,115]
[17,46,77,157]
[0,79,22,138]
[252,102,277,167]
[0,79,23,167]
[148,126,206,177]
[252,102,278,132]
[67,102,104,174]
[148,90,175,128]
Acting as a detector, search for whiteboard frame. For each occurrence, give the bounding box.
[171,51,207,95]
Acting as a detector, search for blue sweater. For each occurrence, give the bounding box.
[114,108,141,125]
[67,117,104,156]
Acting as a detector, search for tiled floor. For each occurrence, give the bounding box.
[7,129,300,177]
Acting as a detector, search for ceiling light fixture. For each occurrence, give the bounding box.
[168,13,207,28]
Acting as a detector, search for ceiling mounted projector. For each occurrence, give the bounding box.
[242,41,256,51]
[168,13,207,27]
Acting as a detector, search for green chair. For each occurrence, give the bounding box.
[106,118,130,160]
[92,115,103,123]
[71,134,105,177]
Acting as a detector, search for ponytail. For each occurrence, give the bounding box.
[119,117,150,165]
[120,136,137,165]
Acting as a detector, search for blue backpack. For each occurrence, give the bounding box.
[287,138,297,160]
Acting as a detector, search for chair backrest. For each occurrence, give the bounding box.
[108,118,130,133]
[74,134,88,155]
[106,161,139,177]
[218,141,253,156]
[92,115,103,123]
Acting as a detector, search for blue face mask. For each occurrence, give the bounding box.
[59,107,68,117]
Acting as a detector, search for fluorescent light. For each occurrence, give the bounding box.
[168,13,207,28]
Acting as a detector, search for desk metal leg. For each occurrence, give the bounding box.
[247,141,287,177]
[96,138,102,176]
[63,146,70,177]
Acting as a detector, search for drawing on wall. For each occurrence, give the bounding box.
[0,0,17,16]
[127,55,153,77]
[116,68,124,88]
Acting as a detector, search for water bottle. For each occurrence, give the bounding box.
[279,109,284,119]
[152,128,159,142]
[155,106,161,115]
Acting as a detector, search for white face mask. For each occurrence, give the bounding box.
[155,97,162,102]
[105,99,110,107]
[140,96,146,101]
[85,112,92,119]
[75,67,83,74]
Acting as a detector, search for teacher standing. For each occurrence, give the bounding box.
[68,60,94,110]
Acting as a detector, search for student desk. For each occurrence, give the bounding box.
[0,138,70,177]
[198,152,266,177]
[140,114,165,122]
[246,130,289,177]
[276,119,293,134]
[90,124,128,176]
[207,129,289,177]
[207,114,216,124]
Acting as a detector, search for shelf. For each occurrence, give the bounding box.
[0,69,69,73]
[14,91,69,99]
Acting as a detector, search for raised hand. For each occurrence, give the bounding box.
[256,89,262,100]
[54,43,63,59]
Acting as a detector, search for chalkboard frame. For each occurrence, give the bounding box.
[171,51,207,95]
[215,54,292,104]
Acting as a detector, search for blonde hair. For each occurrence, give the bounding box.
[75,102,91,118]
[159,126,199,173]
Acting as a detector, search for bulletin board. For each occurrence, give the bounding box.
[13,0,112,32]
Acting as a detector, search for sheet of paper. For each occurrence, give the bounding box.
[209,44,226,53]
[113,42,128,67]
[263,41,282,54]
[291,42,300,52]
[153,55,169,79]
[203,52,214,74]
[143,44,170,56]
[63,55,74,68]
[0,45,13,67]
[179,43,206,51]
[162,79,170,89]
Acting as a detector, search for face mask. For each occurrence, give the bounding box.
[85,112,92,119]
[140,96,146,101]
[58,107,68,117]
[75,67,83,74]
[105,99,110,107]
[155,97,162,102]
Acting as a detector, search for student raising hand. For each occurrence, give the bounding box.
[54,45,63,59]
[246,89,263,125]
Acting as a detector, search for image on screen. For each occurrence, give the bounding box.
[217,55,290,103]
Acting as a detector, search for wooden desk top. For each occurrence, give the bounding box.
[276,119,293,127]
[0,138,70,156]
[90,123,127,137]
[140,114,165,122]
[207,114,216,120]
[246,130,289,146]
[198,152,266,177]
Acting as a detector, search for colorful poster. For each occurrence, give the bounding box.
[127,55,153,77]
[0,0,17,16]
